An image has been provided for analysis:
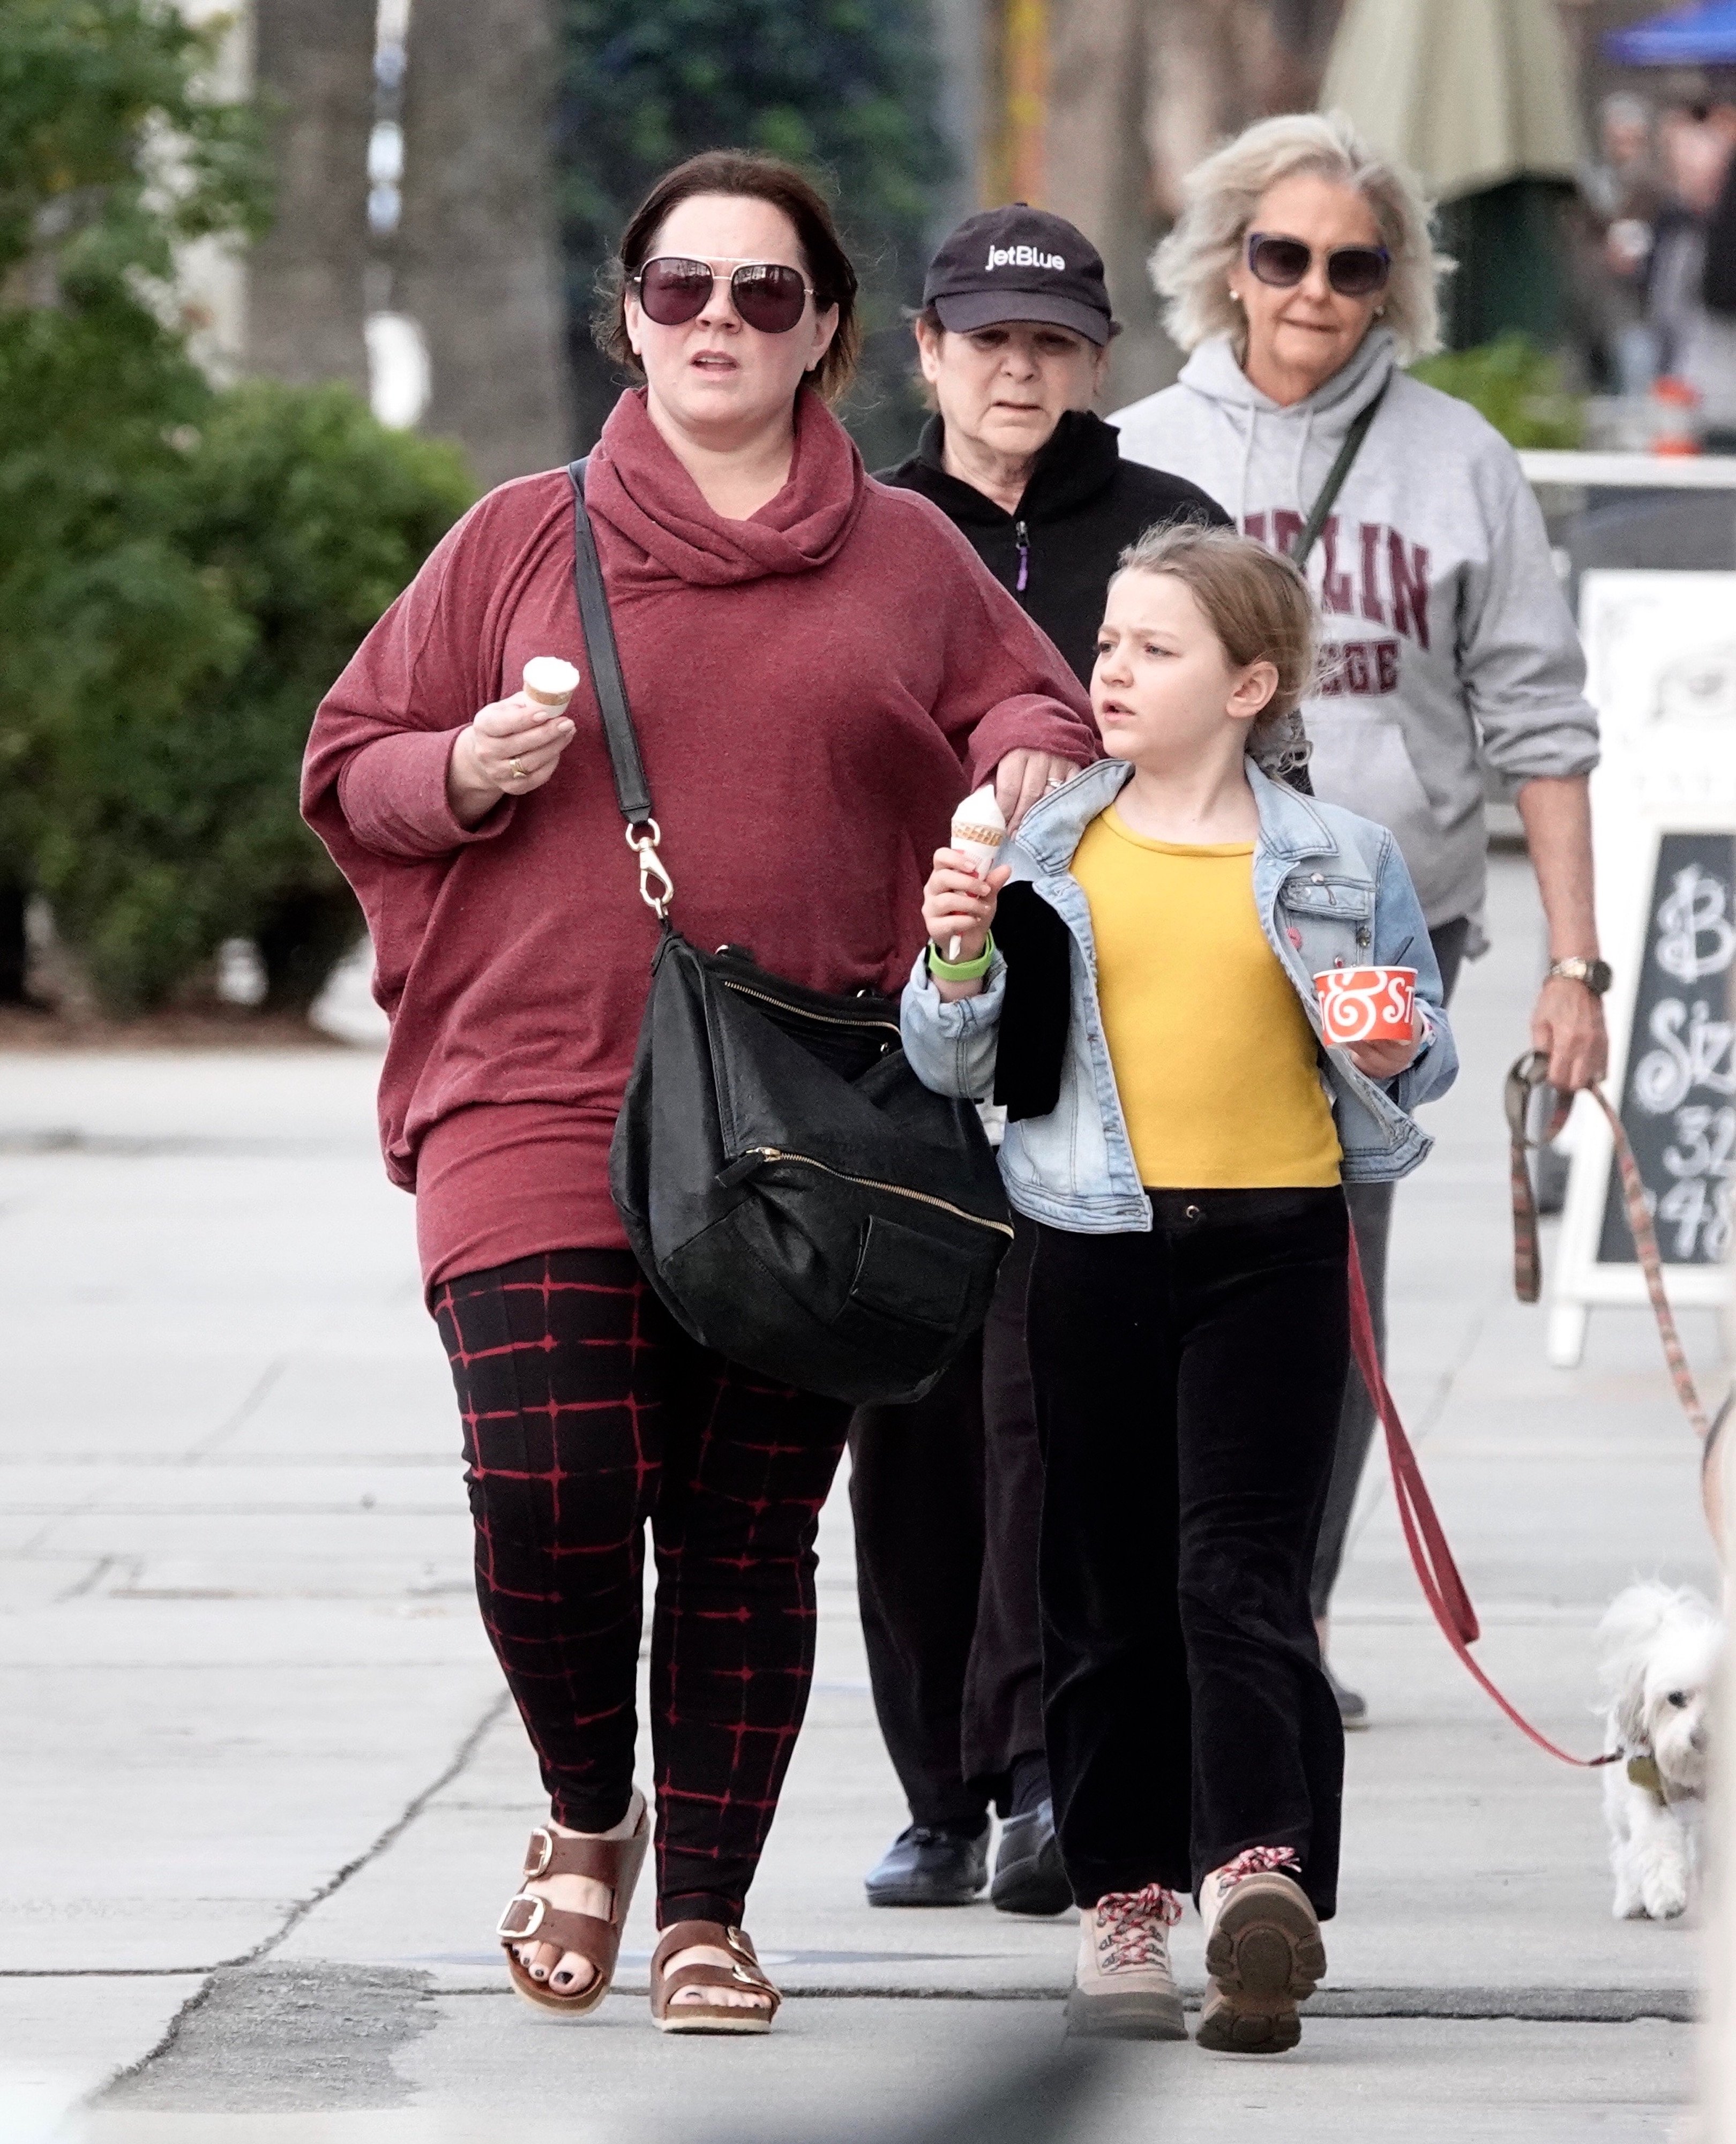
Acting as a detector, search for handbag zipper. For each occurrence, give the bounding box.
[720,977,901,1041]
[730,1146,1014,1238]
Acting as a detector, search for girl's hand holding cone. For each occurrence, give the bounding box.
[922,848,1010,983]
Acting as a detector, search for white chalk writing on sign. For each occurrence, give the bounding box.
[1629,861,1736,1261]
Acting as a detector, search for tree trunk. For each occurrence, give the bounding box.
[1046,0,1174,408]
[248,0,372,394]
[396,0,572,486]
[1045,0,1343,411]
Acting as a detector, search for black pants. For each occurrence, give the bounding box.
[1310,915,1470,1618]
[849,1218,1044,1826]
[1028,1190,1349,1920]
[433,1250,850,1926]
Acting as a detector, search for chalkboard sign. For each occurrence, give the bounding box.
[1596,830,1736,1267]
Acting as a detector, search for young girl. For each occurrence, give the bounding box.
[902,524,1456,2053]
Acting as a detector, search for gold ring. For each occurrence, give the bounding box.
[509,757,527,781]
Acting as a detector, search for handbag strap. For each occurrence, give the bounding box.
[566,457,673,916]
[1286,379,1388,572]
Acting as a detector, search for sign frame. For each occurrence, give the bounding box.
[1548,571,1736,1368]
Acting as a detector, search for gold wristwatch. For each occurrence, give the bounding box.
[1547,956,1612,995]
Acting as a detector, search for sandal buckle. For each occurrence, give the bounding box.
[497,1893,547,1941]
[522,1827,554,1879]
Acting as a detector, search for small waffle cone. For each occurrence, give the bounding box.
[522,656,579,710]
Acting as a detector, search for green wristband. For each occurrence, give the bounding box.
[928,932,995,983]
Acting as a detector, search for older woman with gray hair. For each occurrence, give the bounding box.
[1113,111,1605,1718]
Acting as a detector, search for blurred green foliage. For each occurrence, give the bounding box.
[0,0,266,995]
[555,0,950,468]
[1409,333,1585,449]
[0,0,270,291]
[29,387,473,1013]
[0,0,474,1013]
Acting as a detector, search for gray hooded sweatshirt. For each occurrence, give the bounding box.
[1110,329,1599,941]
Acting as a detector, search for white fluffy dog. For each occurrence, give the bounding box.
[1597,1581,1721,1922]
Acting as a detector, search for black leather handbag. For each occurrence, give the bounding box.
[566,461,1013,1407]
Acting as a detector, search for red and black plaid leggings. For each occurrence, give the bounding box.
[433,1249,851,1928]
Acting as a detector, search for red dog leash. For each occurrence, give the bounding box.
[1507,1053,1711,1439]
[1345,1227,1614,1768]
[1356,1053,1731,1768]
[1507,1052,1727,1513]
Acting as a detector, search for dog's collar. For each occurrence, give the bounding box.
[1626,1752,1668,1805]
[1626,1750,1702,1808]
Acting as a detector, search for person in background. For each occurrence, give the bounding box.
[854,206,1226,1917]
[303,149,1094,2037]
[1111,111,1604,1724]
[1576,94,1665,396]
[1651,102,1736,448]
[1702,123,1736,452]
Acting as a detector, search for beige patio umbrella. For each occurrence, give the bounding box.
[1319,0,1584,203]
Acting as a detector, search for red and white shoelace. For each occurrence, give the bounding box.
[1095,1881,1183,1970]
[1215,1845,1303,1887]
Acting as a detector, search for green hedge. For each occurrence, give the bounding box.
[0,0,475,1014]
[1410,333,1584,449]
[26,381,474,1013]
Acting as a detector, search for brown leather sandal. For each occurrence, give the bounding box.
[650,1920,782,2036]
[495,1805,649,2019]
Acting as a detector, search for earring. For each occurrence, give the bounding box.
[1228,287,1242,304]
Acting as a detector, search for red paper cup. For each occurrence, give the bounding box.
[1314,965,1416,1047]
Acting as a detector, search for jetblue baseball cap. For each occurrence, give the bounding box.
[923,205,1118,345]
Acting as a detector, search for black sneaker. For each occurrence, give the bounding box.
[864,1823,990,1907]
[1323,1657,1368,1728]
[990,1798,1073,1916]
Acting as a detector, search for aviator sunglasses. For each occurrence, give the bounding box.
[1245,231,1391,299]
[631,254,816,335]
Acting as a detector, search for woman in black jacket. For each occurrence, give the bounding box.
[854,204,1227,1917]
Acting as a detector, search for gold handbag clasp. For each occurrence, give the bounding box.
[627,820,674,918]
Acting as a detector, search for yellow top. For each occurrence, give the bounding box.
[1071,807,1341,1189]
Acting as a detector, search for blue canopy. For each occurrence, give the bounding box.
[1605,0,1736,65]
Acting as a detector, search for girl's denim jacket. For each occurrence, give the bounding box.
[900,759,1458,1234]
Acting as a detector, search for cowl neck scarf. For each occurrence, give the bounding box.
[585,385,866,589]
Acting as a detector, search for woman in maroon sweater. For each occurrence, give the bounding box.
[303,151,1094,2033]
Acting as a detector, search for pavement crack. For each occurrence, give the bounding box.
[101,1968,224,2097]
[187,1356,288,1461]
[56,1553,126,1602]
[240,1689,511,1970]
[96,1689,508,2098]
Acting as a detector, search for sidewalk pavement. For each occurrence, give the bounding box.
[0,853,1719,2142]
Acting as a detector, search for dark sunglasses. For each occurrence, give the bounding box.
[631,254,815,335]
[1246,231,1391,299]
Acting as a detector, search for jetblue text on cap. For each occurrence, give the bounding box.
[984,243,1067,272]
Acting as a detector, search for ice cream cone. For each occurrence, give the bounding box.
[523,655,580,712]
[946,783,1006,962]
